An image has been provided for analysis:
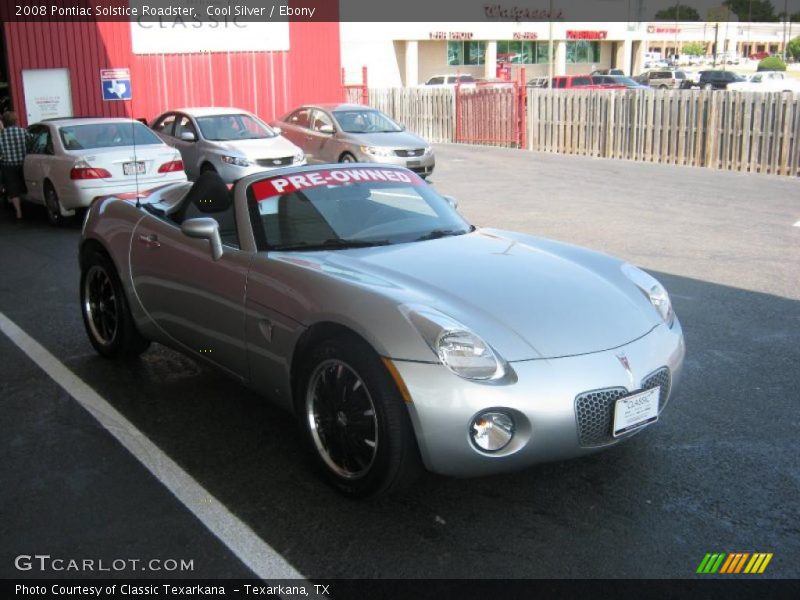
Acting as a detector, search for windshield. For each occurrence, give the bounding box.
[59,122,162,150]
[195,113,276,141]
[250,167,472,250]
[332,110,403,134]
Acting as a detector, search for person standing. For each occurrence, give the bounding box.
[0,111,31,220]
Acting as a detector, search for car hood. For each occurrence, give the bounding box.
[209,136,300,158]
[285,229,662,361]
[339,131,427,148]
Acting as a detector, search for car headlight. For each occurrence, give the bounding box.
[621,263,675,327]
[423,145,433,155]
[360,145,395,157]
[402,306,509,381]
[221,155,251,167]
[293,151,305,164]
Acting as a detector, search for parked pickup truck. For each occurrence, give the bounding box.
[551,75,626,89]
[680,70,747,90]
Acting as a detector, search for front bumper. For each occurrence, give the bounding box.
[211,157,307,183]
[394,319,685,477]
[354,151,435,177]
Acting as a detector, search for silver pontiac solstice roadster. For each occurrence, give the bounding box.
[79,164,685,497]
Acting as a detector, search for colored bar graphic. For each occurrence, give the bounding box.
[697,553,713,573]
[710,553,726,573]
[700,552,773,574]
[719,554,735,573]
[734,553,750,573]
[758,553,773,573]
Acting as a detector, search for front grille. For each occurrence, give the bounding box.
[256,156,293,167]
[643,367,672,411]
[394,148,425,157]
[575,367,671,447]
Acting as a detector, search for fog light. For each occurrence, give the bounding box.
[470,412,514,452]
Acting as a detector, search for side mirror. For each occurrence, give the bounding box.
[271,125,282,135]
[180,131,196,142]
[181,217,223,261]
[318,124,335,135]
[442,195,459,210]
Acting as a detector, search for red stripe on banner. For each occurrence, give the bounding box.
[251,168,424,201]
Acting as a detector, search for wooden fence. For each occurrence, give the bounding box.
[364,88,455,143]
[527,89,800,176]
[361,87,800,176]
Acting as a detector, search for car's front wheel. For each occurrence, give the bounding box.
[80,248,150,358]
[339,152,357,163]
[298,334,422,497]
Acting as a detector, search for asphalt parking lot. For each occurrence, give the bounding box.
[1,145,799,580]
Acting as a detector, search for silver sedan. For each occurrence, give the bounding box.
[79,164,684,497]
[151,107,306,182]
[274,104,435,178]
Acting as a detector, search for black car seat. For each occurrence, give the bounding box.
[171,171,237,246]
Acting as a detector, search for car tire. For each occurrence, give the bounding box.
[339,152,357,163]
[297,333,422,498]
[80,247,150,359]
[201,162,217,174]
[659,84,668,89]
[44,182,65,226]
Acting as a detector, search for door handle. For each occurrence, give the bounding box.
[138,234,161,248]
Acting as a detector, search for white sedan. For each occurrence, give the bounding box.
[727,71,800,93]
[24,118,187,225]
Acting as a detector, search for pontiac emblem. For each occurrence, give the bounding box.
[616,353,634,386]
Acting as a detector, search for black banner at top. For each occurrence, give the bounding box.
[3,0,800,22]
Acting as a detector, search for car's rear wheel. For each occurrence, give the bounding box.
[80,248,150,359]
[339,152,357,163]
[298,334,421,498]
[44,183,65,226]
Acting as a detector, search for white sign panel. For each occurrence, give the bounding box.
[130,20,290,54]
[22,68,73,124]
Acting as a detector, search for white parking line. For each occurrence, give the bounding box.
[0,311,304,581]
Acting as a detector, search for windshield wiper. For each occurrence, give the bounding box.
[414,228,468,242]
[271,238,391,251]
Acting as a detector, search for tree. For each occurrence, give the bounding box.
[654,4,701,20]
[786,36,800,61]
[757,56,787,71]
[722,0,778,22]
[682,42,706,56]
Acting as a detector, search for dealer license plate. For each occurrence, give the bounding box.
[406,160,421,167]
[123,161,146,175]
[613,387,659,437]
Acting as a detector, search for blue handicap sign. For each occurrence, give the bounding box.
[102,78,132,101]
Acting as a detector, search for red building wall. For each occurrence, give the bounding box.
[3,20,342,126]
